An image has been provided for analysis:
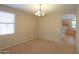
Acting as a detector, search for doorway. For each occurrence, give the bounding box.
[62,14,76,45]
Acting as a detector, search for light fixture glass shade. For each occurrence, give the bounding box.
[35,10,46,16]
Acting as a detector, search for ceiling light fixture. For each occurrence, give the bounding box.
[35,4,46,16]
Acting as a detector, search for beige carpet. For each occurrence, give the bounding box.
[2,39,77,54]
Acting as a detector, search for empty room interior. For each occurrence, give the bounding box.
[0,4,79,54]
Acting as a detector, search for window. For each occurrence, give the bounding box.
[0,11,15,35]
[71,20,76,29]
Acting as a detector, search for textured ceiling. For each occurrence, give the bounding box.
[4,4,77,14]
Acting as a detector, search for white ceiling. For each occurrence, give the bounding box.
[4,4,77,14]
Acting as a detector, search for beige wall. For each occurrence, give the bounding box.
[76,5,79,53]
[0,5,37,50]
[38,10,76,43]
